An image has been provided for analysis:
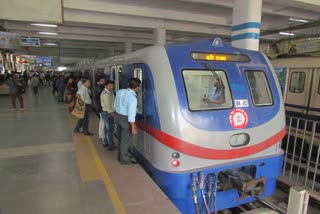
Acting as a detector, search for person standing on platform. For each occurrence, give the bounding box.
[73,78,93,136]
[56,75,66,103]
[114,78,141,165]
[52,75,58,96]
[45,72,51,86]
[101,80,115,150]
[94,77,106,141]
[30,74,40,95]
[65,78,77,112]
[5,74,24,111]
[39,72,45,86]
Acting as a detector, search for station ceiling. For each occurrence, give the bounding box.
[1,0,320,65]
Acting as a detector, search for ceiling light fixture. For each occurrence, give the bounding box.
[43,43,58,46]
[31,23,58,28]
[58,66,67,71]
[37,32,58,35]
[289,18,309,23]
[279,32,294,36]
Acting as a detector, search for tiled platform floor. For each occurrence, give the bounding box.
[0,86,178,214]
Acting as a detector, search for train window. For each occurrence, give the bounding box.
[134,68,143,114]
[183,70,233,111]
[289,72,305,93]
[245,71,273,106]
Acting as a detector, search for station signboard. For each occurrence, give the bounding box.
[20,38,40,47]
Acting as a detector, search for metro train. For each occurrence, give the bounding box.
[271,57,320,121]
[85,38,286,213]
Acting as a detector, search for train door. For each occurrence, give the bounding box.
[134,67,146,153]
[113,65,122,92]
[308,68,320,119]
[285,68,313,116]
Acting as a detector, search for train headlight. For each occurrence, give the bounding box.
[229,133,250,147]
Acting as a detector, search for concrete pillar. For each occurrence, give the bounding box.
[108,47,115,56]
[125,41,132,53]
[231,0,262,51]
[153,28,166,46]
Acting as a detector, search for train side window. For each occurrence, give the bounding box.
[134,68,143,114]
[183,70,233,111]
[289,72,305,93]
[245,71,273,106]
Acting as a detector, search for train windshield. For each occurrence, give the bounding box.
[245,71,273,106]
[183,70,233,111]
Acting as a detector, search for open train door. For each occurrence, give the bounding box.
[111,65,122,92]
[133,67,147,154]
[285,68,313,117]
[308,68,320,120]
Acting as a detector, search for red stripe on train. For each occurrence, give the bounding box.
[137,121,286,160]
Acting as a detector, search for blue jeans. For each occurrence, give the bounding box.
[101,111,114,147]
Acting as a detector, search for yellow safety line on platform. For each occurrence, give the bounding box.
[73,134,101,181]
[69,113,125,213]
[86,136,126,214]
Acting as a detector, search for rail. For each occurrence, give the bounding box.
[282,116,320,192]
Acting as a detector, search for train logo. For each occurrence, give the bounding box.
[229,108,249,129]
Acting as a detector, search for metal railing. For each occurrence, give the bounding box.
[282,116,320,192]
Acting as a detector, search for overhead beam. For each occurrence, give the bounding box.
[63,0,229,26]
[3,22,153,39]
[179,0,320,20]
[64,9,231,36]
[9,30,154,44]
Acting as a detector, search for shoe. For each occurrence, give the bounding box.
[119,161,131,165]
[13,108,17,111]
[107,147,114,151]
[73,130,80,134]
[130,160,138,164]
[20,108,24,111]
[83,132,93,136]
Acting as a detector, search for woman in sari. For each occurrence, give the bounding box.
[65,78,77,112]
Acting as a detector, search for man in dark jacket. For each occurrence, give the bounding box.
[5,74,24,110]
[94,76,105,141]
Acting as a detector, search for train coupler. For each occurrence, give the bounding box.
[232,177,266,201]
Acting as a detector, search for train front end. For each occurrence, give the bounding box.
[146,38,286,214]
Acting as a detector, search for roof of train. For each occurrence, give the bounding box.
[271,56,320,68]
[93,38,260,67]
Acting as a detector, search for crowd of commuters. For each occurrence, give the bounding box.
[70,75,141,165]
[0,70,141,165]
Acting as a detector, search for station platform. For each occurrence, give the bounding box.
[0,86,179,214]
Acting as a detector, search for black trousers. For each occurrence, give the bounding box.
[11,93,24,109]
[115,113,132,164]
[33,86,38,95]
[74,104,91,133]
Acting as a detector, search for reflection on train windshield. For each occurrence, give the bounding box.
[245,71,273,106]
[183,70,232,110]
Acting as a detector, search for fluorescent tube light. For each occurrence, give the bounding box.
[289,18,309,23]
[37,32,58,35]
[58,67,67,71]
[43,43,58,46]
[279,32,294,36]
[31,23,58,28]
